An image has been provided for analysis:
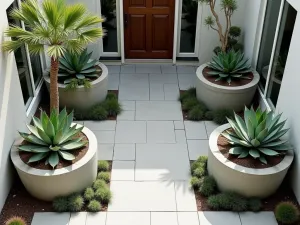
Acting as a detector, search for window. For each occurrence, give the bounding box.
[179,0,198,53]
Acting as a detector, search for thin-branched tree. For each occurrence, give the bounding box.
[199,0,237,52]
[2,0,104,110]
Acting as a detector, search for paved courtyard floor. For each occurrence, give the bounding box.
[31,65,278,225]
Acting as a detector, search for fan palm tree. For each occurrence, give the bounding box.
[2,0,104,110]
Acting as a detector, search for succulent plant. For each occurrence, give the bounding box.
[207,50,252,84]
[222,107,292,164]
[58,49,101,89]
[18,109,87,168]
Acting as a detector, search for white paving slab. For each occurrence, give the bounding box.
[93,131,115,143]
[119,101,135,111]
[31,213,70,225]
[175,181,197,211]
[120,65,135,73]
[108,73,120,90]
[113,144,135,160]
[117,110,135,120]
[151,212,178,225]
[149,73,178,84]
[239,212,278,225]
[136,64,161,73]
[161,65,177,74]
[108,181,177,211]
[69,212,87,225]
[115,121,146,143]
[147,121,176,143]
[84,121,116,131]
[187,140,209,160]
[178,73,196,90]
[177,212,200,225]
[98,144,114,160]
[136,101,183,121]
[184,121,208,140]
[175,130,187,143]
[111,161,135,181]
[198,212,241,225]
[204,121,219,137]
[174,121,185,129]
[177,66,196,73]
[119,86,150,100]
[164,84,180,100]
[120,73,149,86]
[107,65,121,73]
[135,144,190,181]
[106,212,150,225]
[86,212,106,225]
[150,83,165,100]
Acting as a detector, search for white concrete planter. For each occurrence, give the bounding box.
[196,64,260,111]
[44,62,108,109]
[208,124,294,198]
[11,124,98,201]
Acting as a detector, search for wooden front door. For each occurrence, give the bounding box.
[124,0,175,59]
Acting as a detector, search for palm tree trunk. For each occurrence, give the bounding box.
[50,57,59,110]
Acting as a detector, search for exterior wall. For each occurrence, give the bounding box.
[0,0,42,211]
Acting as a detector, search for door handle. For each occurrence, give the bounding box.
[124,13,128,28]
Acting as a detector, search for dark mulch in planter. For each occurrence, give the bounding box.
[0,161,112,225]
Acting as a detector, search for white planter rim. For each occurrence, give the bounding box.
[44,62,108,90]
[196,63,260,92]
[209,123,294,176]
[11,123,97,176]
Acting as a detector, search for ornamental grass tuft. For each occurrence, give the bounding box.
[93,179,108,190]
[53,196,69,212]
[275,201,300,224]
[98,160,109,172]
[84,187,95,201]
[95,188,112,204]
[199,176,217,197]
[97,172,110,183]
[87,200,102,212]
[5,216,27,225]
[68,193,84,212]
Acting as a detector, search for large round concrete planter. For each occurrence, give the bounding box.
[11,124,98,201]
[196,64,260,111]
[44,62,108,109]
[207,124,294,198]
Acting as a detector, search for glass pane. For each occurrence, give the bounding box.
[101,0,118,52]
[7,2,33,104]
[179,0,198,53]
[29,54,43,87]
[256,0,282,91]
[267,2,297,106]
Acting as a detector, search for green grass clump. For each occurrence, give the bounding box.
[53,196,69,212]
[207,192,247,212]
[199,176,217,197]
[193,167,206,178]
[188,105,205,121]
[204,111,214,120]
[179,88,196,102]
[84,187,95,201]
[103,98,122,116]
[212,109,234,125]
[275,202,299,224]
[247,198,262,212]
[68,193,84,212]
[190,176,203,189]
[95,188,112,204]
[5,217,27,225]
[87,200,102,212]
[97,172,110,183]
[191,156,207,178]
[182,98,200,111]
[93,179,108,190]
[88,104,108,120]
[106,92,117,100]
[98,160,109,172]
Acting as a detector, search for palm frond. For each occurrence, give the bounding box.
[64,4,86,29]
[47,45,66,58]
[75,14,104,30]
[64,39,85,55]
[2,40,23,52]
[79,28,103,43]
[20,0,41,25]
[28,44,44,55]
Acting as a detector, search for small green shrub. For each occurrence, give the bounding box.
[182,98,199,111]
[199,176,217,197]
[97,172,110,183]
[106,92,117,100]
[207,192,247,212]
[196,156,208,164]
[53,196,69,212]
[93,179,107,190]
[103,98,122,116]
[247,198,262,212]
[68,193,84,212]
[5,216,27,225]
[87,200,102,212]
[204,111,214,120]
[98,160,109,172]
[191,156,207,177]
[88,104,108,120]
[193,167,206,178]
[190,176,203,189]
[95,188,112,204]
[84,187,95,201]
[188,105,205,121]
[212,109,234,125]
[275,202,299,224]
[179,88,196,102]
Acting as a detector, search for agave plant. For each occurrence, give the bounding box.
[222,107,292,164]
[207,50,252,84]
[18,109,87,169]
[58,49,101,89]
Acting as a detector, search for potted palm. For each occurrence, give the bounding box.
[3,0,102,201]
[195,0,259,111]
[208,107,294,198]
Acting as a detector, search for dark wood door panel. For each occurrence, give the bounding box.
[152,0,169,7]
[129,15,146,51]
[129,0,146,7]
[152,15,169,51]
